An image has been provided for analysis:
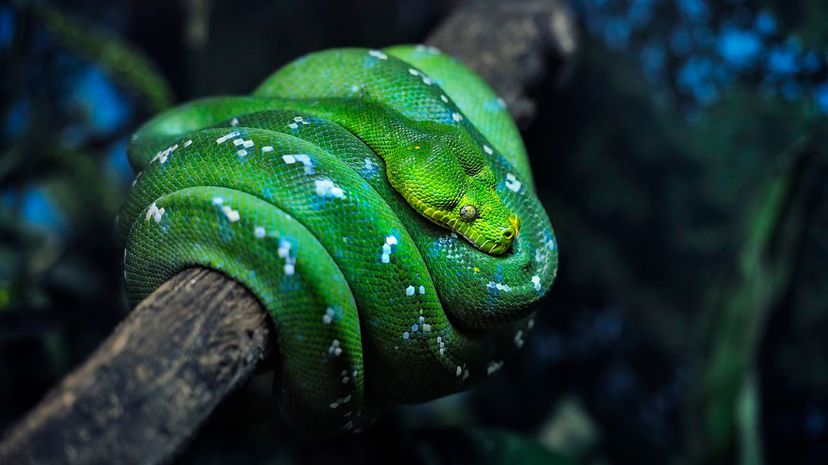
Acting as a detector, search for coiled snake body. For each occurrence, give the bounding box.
[120,45,557,435]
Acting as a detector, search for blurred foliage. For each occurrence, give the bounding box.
[0,1,826,465]
[12,0,172,112]
[768,0,828,48]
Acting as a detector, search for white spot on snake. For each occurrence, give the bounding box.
[440,94,449,103]
[535,247,545,263]
[237,149,247,157]
[295,154,313,174]
[328,339,343,356]
[216,131,239,144]
[363,158,378,174]
[323,307,335,324]
[278,239,296,275]
[212,197,223,205]
[437,336,446,354]
[422,76,433,85]
[262,146,274,153]
[230,117,239,126]
[483,145,493,155]
[487,360,504,375]
[414,44,440,54]
[221,205,240,222]
[380,234,398,263]
[422,323,432,332]
[408,68,419,76]
[514,330,525,348]
[145,202,165,223]
[282,154,314,173]
[451,112,463,122]
[315,178,345,199]
[368,49,387,60]
[254,226,266,238]
[183,139,192,147]
[341,369,350,384]
[329,394,351,409]
[528,318,536,330]
[505,173,522,192]
[456,366,462,376]
[232,138,254,149]
[415,44,432,53]
[418,285,425,294]
[402,331,410,340]
[151,143,178,164]
[531,275,541,291]
[405,285,415,296]
[497,97,507,108]
[287,117,310,131]
[487,281,512,292]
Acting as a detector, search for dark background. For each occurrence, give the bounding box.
[0,0,826,464]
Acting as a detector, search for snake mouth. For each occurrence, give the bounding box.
[420,206,519,255]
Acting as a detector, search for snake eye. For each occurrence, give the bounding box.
[459,204,477,221]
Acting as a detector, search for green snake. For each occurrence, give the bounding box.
[119,45,557,435]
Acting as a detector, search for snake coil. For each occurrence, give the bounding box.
[120,46,557,435]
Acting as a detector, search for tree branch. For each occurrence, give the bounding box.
[0,1,578,463]
[0,268,273,465]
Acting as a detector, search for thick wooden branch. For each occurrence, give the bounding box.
[0,1,577,464]
[0,268,273,465]
[427,0,578,127]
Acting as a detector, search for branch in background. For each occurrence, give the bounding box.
[13,0,174,112]
[183,0,213,97]
[0,1,579,464]
[427,0,578,127]
[686,133,828,465]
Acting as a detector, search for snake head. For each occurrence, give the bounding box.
[384,128,520,256]
[446,177,521,255]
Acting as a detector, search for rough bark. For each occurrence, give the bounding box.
[0,1,578,464]
[0,268,273,465]
[427,0,578,127]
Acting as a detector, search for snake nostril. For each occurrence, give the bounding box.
[503,229,515,240]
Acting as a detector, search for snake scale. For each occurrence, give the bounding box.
[119,45,557,435]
